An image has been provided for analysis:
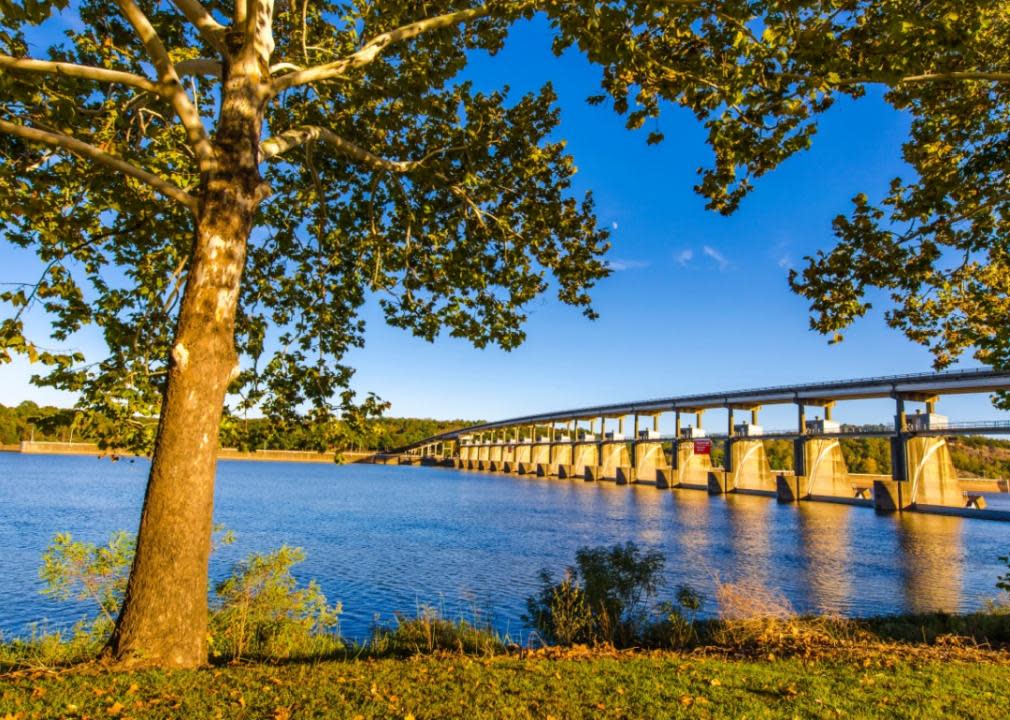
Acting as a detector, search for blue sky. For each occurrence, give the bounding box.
[2,13,1006,430]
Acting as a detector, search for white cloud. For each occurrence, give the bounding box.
[702,245,729,271]
[606,258,649,271]
[777,254,794,270]
[611,221,619,230]
[675,249,694,266]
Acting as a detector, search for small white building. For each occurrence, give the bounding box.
[906,412,949,431]
[807,418,841,435]
[733,423,764,437]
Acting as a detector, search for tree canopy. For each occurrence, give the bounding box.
[3,1,1007,435]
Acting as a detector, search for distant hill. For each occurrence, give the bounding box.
[0,401,479,454]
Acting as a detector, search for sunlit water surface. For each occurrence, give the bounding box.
[3,453,1010,642]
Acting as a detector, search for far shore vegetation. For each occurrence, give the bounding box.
[6,401,1010,480]
[0,402,477,454]
[4,538,1010,718]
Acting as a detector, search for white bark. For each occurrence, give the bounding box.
[270,6,489,94]
[0,54,158,92]
[115,0,215,169]
[169,0,227,55]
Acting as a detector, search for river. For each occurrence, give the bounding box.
[3,453,1010,642]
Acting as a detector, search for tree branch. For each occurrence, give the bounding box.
[246,0,276,73]
[169,0,228,55]
[270,5,489,94]
[115,0,215,168]
[175,58,222,78]
[0,118,198,211]
[260,125,459,172]
[779,69,1010,88]
[0,54,158,93]
[901,71,1010,83]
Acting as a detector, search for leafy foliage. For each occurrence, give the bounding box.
[39,530,134,638]
[778,3,1010,395]
[35,529,341,662]
[4,0,1006,450]
[525,541,693,647]
[211,546,342,661]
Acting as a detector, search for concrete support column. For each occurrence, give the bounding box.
[793,403,807,477]
[725,409,735,473]
[891,396,908,483]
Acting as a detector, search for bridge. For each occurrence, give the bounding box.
[385,368,1010,519]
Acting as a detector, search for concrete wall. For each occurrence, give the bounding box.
[676,443,713,488]
[728,440,775,493]
[550,443,573,470]
[804,438,851,498]
[573,443,598,477]
[601,442,630,480]
[634,442,667,484]
[907,436,961,506]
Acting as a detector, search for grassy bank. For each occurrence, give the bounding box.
[2,644,1009,719]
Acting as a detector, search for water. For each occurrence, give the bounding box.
[3,452,1010,642]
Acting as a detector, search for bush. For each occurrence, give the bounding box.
[525,542,699,648]
[369,605,506,656]
[210,545,342,661]
[39,530,134,642]
[6,530,342,667]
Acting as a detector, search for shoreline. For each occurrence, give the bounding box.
[8,441,376,464]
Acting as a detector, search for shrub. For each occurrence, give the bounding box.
[7,530,341,667]
[644,585,705,649]
[369,605,505,656]
[39,530,134,642]
[526,542,683,647]
[210,546,342,661]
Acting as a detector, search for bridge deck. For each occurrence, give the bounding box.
[408,368,1010,446]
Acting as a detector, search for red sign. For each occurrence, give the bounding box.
[693,439,712,455]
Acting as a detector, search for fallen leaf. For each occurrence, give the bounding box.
[107,701,124,717]
[274,707,291,720]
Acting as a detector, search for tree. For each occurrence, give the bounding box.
[780,2,1010,392]
[2,0,1001,668]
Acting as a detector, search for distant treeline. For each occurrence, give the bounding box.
[4,401,1009,477]
[0,402,476,454]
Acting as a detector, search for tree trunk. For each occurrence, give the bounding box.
[109,68,265,668]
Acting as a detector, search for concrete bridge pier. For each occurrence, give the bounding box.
[874,396,967,512]
[501,436,517,473]
[726,440,775,495]
[533,436,552,477]
[477,441,490,471]
[550,435,573,477]
[489,438,504,472]
[628,413,668,485]
[515,440,535,474]
[572,435,599,481]
[777,402,864,505]
[668,412,713,490]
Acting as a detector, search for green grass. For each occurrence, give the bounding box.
[2,649,1010,719]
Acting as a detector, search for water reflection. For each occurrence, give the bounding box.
[795,503,852,613]
[724,494,774,591]
[894,512,965,614]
